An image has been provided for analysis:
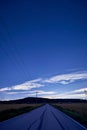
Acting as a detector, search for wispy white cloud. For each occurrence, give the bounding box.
[0,86,87,100]
[0,71,87,99]
[4,90,56,100]
[44,71,87,84]
[42,88,87,99]
[6,90,56,95]
[49,93,85,99]
[58,87,87,96]
[0,87,11,91]
[72,87,87,93]
[0,78,43,92]
[12,82,43,90]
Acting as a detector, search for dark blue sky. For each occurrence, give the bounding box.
[0,0,87,100]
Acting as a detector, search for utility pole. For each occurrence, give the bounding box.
[36,91,38,104]
[84,90,87,100]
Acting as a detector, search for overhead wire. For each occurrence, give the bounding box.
[0,16,30,80]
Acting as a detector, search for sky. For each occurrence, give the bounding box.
[0,0,87,100]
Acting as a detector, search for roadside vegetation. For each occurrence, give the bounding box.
[0,104,42,122]
[52,103,87,128]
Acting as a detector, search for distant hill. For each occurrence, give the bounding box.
[0,97,86,104]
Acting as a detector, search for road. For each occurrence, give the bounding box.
[0,104,87,130]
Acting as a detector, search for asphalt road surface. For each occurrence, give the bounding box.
[0,104,87,130]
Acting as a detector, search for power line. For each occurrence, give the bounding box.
[0,16,30,80]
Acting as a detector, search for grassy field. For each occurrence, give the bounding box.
[0,104,42,122]
[52,103,87,127]
[0,103,87,127]
[0,104,42,112]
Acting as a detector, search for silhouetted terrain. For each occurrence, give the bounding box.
[0,97,86,104]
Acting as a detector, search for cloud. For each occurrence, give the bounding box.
[56,87,87,96]
[0,86,87,100]
[72,88,87,93]
[0,78,44,92]
[41,93,85,99]
[12,82,42,90]
[56,88,87,99]
[5,87,87,98]
[42,88,87,99]
[0,87,11,91]
[4,90,56,101]
[52,93,85,99]
[44,71,87,84]
[6,90,56,95]
[0,71,87,98]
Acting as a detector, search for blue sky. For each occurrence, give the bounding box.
[0,0,87,100]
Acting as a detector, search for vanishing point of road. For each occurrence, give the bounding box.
[0,104,87,130]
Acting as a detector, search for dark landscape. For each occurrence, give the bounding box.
[0,97,87,128]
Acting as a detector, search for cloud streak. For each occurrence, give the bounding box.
[0,71,87,95]
[0,87,11,92]
[6,90,56,95]
[42,88,87,99]
[44,71,87,84]
[0,78,43,92]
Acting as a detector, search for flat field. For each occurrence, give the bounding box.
[0,104,42,122]
[0,104,41,112]
[53,103,87,115]
[52,103,87,127]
